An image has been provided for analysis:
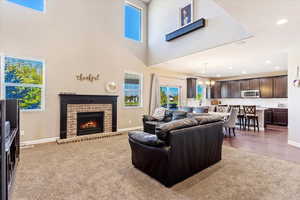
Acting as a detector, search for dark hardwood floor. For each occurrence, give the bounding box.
[223,125,300,164]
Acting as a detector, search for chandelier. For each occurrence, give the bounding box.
[205,80,215,87]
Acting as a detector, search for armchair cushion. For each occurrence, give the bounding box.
[129,131,166,147]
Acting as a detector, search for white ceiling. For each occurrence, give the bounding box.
[150,0,300,78]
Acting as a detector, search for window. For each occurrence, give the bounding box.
[1,56,45,111]
[7,0,45,12]
[124,3,142,42]
[124,72,142,107]
[197,84,205,100]
[160,86,180,110]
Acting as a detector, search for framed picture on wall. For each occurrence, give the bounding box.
[1,56,45,111]
[179,0,194,27]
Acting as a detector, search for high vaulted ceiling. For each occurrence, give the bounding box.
[151,0,300,78]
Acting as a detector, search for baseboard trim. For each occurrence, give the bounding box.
[288,140,300,148]
[118,126,142,132]
[20,126,142,146]
[21,137,59,146]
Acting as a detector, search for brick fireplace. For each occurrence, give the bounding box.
[59,94,118,139]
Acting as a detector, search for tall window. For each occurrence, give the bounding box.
[7,0,45,12]
[124,3,142,42]
[1,56,45,111]
[124,72,142,107]
[160,86,180,110]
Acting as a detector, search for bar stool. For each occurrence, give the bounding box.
[243,105,259,132]
[216,105,229,113]
[230,105,245,130]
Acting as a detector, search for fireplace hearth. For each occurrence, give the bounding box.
[77,112,104,136]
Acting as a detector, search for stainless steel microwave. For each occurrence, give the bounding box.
[241,90,260,98]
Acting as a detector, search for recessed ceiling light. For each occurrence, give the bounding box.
[228,66,233,70]
[242,70,247,74]
[277,19,288,25]
[265,60,271,64]
[216,74,221,77]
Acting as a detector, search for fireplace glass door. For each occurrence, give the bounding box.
[77,112,104,136]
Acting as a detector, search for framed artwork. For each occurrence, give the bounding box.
[180,0,194,27]
[6,0,45,12]
[1,56,45,111]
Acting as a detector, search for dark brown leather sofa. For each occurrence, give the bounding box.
[129,120,224,187]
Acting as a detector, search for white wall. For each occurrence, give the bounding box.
[147,0,251,65]
[0,0,151,141]
[288,47,300,147]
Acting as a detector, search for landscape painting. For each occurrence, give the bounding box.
[3,56,44,111]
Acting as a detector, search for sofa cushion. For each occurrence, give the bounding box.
[172,111,187,120]
[129,131,166,147]
[193,115,223,125]
[152,107,166,121]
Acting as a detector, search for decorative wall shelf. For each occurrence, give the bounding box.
[165,18,206,42]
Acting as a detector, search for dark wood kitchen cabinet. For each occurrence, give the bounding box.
[273,108,288,126]
[211,81,221,99]
[240,79,250,91]
[264,109,273,125]
[229,80,241,98]
[209,75,287,99]
[221,81,230,98]
[273,76,288,98]
[249,79,260,90]
[187,78,197,98]
[260,78,273,98]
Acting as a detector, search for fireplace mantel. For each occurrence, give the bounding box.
[59,94,118,139]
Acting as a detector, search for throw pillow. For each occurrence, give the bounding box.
[152,107,166,121]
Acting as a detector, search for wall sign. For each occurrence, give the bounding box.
[76,73,100,82]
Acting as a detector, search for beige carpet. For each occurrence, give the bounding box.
[12,134,300,200]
